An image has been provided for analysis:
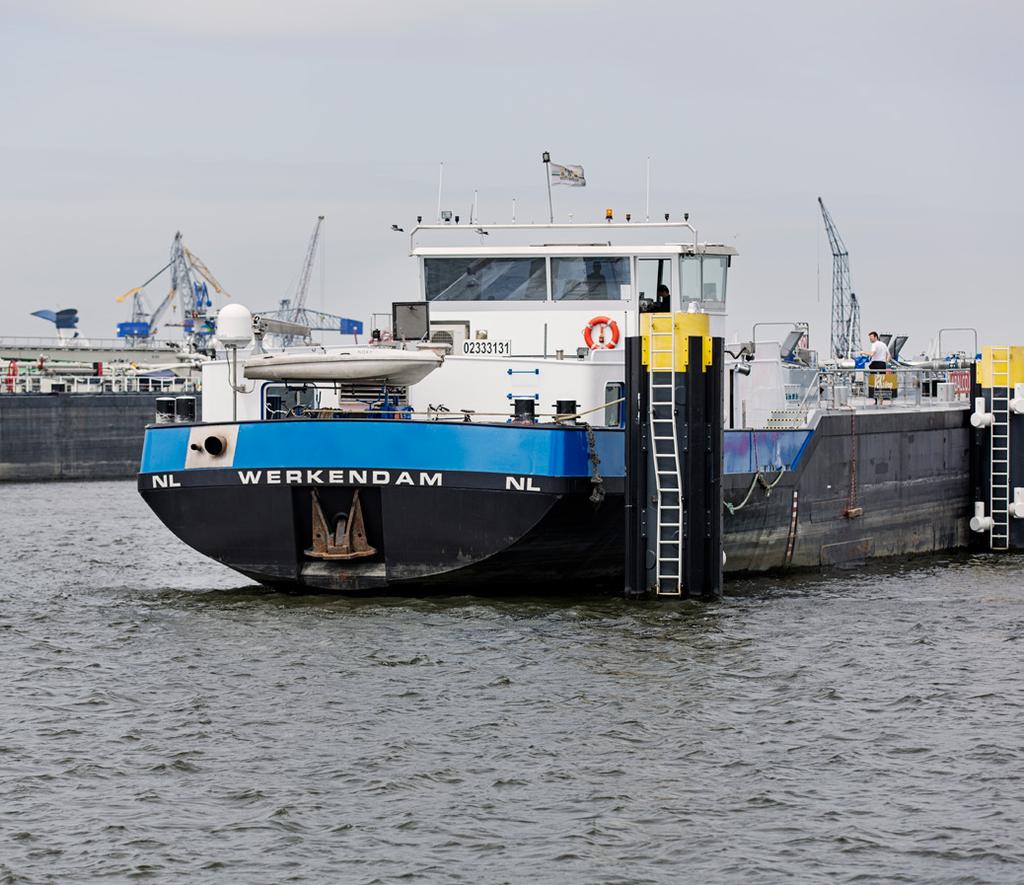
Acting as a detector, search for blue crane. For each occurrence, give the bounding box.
[115,232,230,348]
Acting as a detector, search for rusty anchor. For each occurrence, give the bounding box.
[304,489,377,560]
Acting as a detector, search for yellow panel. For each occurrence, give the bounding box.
[673,313,710,373]
[977,345,1024,388]
[640,311,711,373]
[673,312,710,339]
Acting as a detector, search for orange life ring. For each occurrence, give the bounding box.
[583,316,620,350]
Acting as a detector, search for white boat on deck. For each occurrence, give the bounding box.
[242,346,443,386]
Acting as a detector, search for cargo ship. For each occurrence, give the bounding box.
[0,337,203,482]
[135,216,1023,597]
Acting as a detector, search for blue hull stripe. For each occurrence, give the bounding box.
[141,425,191,473]
[141,420,624,477]
[140,421,813,477]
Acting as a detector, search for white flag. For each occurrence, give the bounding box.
[550,162,586,186]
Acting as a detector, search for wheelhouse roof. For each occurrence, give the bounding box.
[408,221,737,258]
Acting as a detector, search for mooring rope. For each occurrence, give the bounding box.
[724,467,787,515]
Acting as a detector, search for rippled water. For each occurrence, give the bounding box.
[2,480,1023,883]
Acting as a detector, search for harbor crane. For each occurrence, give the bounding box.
[115,233,230,349]
[818,197,862,360]
[258,216,363,345]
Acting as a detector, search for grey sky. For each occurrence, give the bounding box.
[1,0,1020,355]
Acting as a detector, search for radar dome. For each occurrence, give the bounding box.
[216,304,253,348]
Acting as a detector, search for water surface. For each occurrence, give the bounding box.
[2,481,1022,882]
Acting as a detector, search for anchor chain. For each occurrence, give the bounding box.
[583,422,605,506]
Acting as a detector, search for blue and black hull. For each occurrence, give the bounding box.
[138,408,975,594]
[139,420,626,592]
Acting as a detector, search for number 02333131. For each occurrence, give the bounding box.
[462,340,512,356]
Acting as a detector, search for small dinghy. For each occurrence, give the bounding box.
[243,347,442,386]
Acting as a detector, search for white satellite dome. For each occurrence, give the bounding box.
[216,304,253,348]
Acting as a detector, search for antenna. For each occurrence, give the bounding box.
[472,189,478,225]
[645,156,652,222]
[435,161,444,223]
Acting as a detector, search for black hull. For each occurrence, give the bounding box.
[0,394,195,482]
[142,481,623,593]
[140,407,975,594]
[723,407,973,570]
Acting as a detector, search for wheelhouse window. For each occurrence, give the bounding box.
[680,255,729,303]
[636,257,673,310]
[551,257,630,300]
[424,257,547,301]
[701,255,728,301]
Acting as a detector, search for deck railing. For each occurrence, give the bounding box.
[1,375,198,395]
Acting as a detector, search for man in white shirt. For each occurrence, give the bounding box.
[864,331,890,369]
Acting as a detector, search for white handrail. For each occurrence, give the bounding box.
[410,220,699,251]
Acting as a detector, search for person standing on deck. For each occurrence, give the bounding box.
[863,331,890,370]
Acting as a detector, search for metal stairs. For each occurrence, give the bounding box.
[990,347,1011,550]
[648,318,683,596]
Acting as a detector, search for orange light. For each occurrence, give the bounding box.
[605,208,613,220]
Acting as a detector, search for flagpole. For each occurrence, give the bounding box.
[542,151,553,223]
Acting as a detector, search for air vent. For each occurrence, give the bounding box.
[430,330,454,347]
[429,321,470,348]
